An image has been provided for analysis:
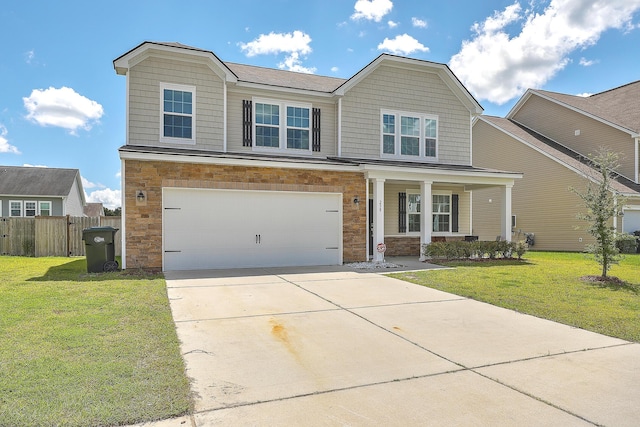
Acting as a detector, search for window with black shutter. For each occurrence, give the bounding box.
[452,194,459,233]
[312,108,321,152]
[398,192,406,233]
[242,99,252,146]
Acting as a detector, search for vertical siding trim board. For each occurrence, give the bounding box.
[312,108,321,152]
[398,192,406,233]
[242,99,252,146]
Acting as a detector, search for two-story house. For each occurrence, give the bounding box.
[473,82,640,251]
[114,41,520,271]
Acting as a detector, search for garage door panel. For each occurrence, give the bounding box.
[163,188,342,270]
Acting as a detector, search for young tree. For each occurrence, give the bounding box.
[571,148,626,278]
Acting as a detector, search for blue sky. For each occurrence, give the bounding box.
[2,0,640,208]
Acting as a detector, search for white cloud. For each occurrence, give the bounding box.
[412,17,427,28]
[351,0,393,22]
[115,171,121,178]
[81,176,106,190]
[579,57,597,66]
[278,52,317,74]
[23,86,104,134]
[22,164,48,168]
[331,66,339,73]
[576,92,593,97]
[240,31,316,73]
[24,50,35,64]
[388,20,399,28]
[377,34,429,55]
[449,0,640,105]
[86,188,121,210]
[240,30,312,57]
[0,125,20,154]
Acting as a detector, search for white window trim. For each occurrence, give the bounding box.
[380,109,439,161]
[253,98,313,155]
[38,201,52,216]
[9,200,23,217]
[24,200,37,217]
[406,190,421,235]
[432,191,452,235]
[159,82,196,145]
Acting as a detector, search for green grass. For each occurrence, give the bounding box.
[390,252,640,342]
[0,257,192,427]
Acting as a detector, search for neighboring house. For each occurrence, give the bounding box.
[113,41,521,271]
[84,202,105,217]
[473,82,640,251]
[0,166,86,218]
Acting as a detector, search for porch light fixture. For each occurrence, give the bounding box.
[136,190,147,206]
[353,196,360,205]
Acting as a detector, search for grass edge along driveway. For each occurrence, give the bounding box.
[0,257,192,427]
[390,251,640,343]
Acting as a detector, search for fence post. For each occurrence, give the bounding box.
[66,214,71,257]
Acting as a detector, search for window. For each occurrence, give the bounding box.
[160,83,195,143]
[432,194,451,233]
[39,201,51,216]
[254,99,311,152]
[407,193,421,232]
[25,201,37,217]
[381,110,438,159]
[10,201,22,217]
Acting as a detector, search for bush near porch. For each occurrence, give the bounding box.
[423,240,528,260]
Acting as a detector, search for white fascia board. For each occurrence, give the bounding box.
[118,150,360,173]
[361,164,521,185]
[114,43,237,83]
[232,81,336,99]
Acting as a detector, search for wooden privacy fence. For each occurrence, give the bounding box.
[0,216,121,257]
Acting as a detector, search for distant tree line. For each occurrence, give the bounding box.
[104,207,121,216]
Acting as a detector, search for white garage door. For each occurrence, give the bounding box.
[623,209,640,234]
[163,188,342,271]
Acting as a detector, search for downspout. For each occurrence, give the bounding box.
[337,97,342,157]
[635,137,639,184]
[223,82,228,153]
[120,158,126,269]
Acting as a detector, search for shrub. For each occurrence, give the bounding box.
[422,240,526,260]
[616,233,639,254]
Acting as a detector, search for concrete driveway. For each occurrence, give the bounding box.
[162,264,640,426]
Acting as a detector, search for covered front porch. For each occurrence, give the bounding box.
[363,164,521,262]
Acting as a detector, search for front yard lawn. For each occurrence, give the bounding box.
[0,257,192,427]
[390,251,640,342]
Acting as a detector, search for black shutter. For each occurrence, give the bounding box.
[452,194,459,233]
[398,192,406,233]
[242,100,252,147]
[312,108,321,152]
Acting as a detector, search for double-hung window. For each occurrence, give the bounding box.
[39,201,51,216]
[381,110,438,159]
[25,201,37,217]
[407,192,421,233]
[432,193,451,233]
[10,201,22,217]
[254,99,311,153]
[161,83,195,143]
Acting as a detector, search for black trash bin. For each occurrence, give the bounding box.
[82,226,119,273]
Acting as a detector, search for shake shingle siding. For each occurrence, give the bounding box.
[340,65,471,164]
[128,56,225,151]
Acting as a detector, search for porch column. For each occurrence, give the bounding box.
[501,184,513,242]
[372,178,385,262]
[419,181,432,260]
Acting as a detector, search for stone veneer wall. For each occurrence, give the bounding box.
[124,159,367,269]
[383,236,421,257]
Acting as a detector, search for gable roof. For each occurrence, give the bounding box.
[508,81,640,136]
[114,42,482,111]
[84,202,105,217]
[477,116,640,196]
[0,166,83,197]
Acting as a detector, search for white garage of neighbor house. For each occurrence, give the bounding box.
[162,188,342,270]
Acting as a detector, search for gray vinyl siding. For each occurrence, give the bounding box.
[226,88,337,157]
[64,178,85,216]
[512,95,637,181]
[128,55,225,151]
[0,197,64,216]
[473,119,597,251]
[341,65,472,164]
